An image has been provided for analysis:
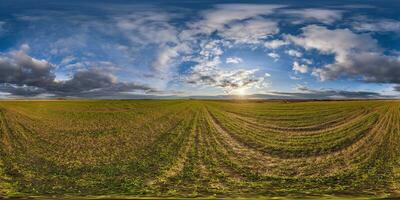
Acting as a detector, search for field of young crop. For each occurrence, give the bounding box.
[0,100,400,199]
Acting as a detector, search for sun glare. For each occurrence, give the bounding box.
[235,87,247,96]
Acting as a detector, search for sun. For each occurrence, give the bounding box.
[234,87,247,96]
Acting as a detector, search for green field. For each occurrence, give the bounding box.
[0,100,400,199]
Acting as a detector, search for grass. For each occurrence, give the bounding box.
[0,99,399,199]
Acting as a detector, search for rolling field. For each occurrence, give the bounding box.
[0,100,400,199]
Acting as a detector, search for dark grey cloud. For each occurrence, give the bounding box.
[0,46,156,98]
[0,84,47,97]
[394,85,400,92]
[0,47,55,88]
[317,53,400,84]
[47,69,156,97]
[288,86,389,99]
[51,69,118,93]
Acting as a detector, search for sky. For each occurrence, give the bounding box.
[0,0,400,99]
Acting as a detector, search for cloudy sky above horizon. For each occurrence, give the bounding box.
[1,0,400,99]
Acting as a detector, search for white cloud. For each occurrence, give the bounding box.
[182,4,284,44]
[226,57,243,64]
[60,55,76,66]
[150,4,283,88]
[286,49,303,57]
[114,12,184,76]
[288,25,400,84]
[113,12,200,78]
[219,19,279,44]
[295,84,309,91]
[267,52,280,61]
[264,39,289,49]
[292,61,308,73]
[185,67,267,93]
[20,43,31,52]
[50,34,88,55]
[352,19,400,33]
[151,41,192,74]
[282,8,343,24]
[151,46,179,72]
[116,12,178,45]
[176,4,286,93]
[302,58,313,64]
[197,4,284,33]
[289,75,301,80]
[184,53,267,94]
[199,40,224,58]
[287,25,378,63]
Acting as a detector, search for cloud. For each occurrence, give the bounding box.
[0,46,156,97]
[49,34,88,56]
[286,49,302,57]
[0,44,55,88]
[287,25,400,84]
[292,61,308,74]
[184,59,267,93]
[13,10,174,85]
[184,39,227,73]
[268,52,280,61]
[151,46,180,72]
[352,19,400,33]
[51,69,156,97]
[43,4,283,87]
[0,83,47,97]
[177,5,284,94]
[282,8,343,24]
[264,39,289,49]
[182,4,284,45]
[288,86,389,99]
[52,69,117,93]
[13,8,185,84]
[289,75,301,80]
[302,58,313,64]
[334,4,376,9]
[0,21,5,34]
[60,55,77,66]
[226,57,243,64]
[287,25,379,62]
[295,84,309,91]
[197,4,284,33]
[313,52,400,83]
[113,12,187,74]
[116,12,178,45]
[394,85,400,92]
[194,40,225,61]
[2,2,399,99]
[219,19,279,44]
